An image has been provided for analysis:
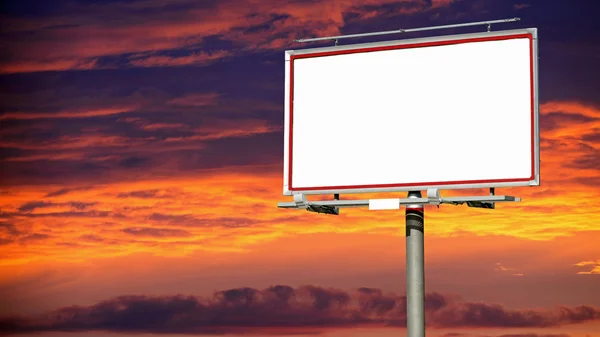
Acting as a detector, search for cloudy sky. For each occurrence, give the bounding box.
[0,0,599,336]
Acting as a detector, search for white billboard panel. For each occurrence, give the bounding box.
[283,29,539,195]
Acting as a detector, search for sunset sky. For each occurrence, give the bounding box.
[1,0,599,336]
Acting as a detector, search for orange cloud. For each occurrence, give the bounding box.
[128,50,231,68]
[540,101,600,139]
[0,107,138,120]
[0,58,99,74]
[139,123,189,131]
[1,99,599,273]
[116,117,193,131]
[167,92,221,107]
[495,263,525,277]
[2,152,86,162]
[1,134,150,151]
[162,118,281,142]
[575,260,600,275]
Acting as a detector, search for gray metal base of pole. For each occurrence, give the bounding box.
[406,191,425,337]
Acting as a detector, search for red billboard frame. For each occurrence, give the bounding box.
[287,33,535,192]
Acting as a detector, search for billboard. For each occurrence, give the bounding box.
[283,28,539,195]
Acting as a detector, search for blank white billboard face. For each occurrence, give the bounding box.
[284,29,539,195]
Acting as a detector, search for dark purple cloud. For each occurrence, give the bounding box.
[3,210,112,219]
[79,234,104,242]
[1,285,598,335]
[16,200,95,213]
[572,176,600,187]
[0,222,21,236]
[69,202,96,210]
[582,130,600,143]
[116,189,180,199]
[17,201,53,212]
[569,152,600,171]
[19,233,52,243]
[45,187,93,197]
[0,222,22,245]
[540,112,597,132]
[0,221,54,245]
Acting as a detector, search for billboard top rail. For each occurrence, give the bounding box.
[294,17,520,45]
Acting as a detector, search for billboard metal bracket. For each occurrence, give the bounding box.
[278,189,519,213]
[292,193,340,215]
[294,17,520,44]
[427,188,441,207]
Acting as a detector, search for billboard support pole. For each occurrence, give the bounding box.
[406,191,425,337]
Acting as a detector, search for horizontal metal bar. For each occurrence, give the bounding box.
[295,18,520,43]
[278,199,369,209]
[443,195,518,203]
[277,195,520,209]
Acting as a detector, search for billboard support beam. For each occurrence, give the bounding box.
[277,193,520,211]
[294,17,520,44]
[406,191,425,337]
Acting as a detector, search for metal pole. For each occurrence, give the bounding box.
[294,17,520,43]
[406,191,425,337]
